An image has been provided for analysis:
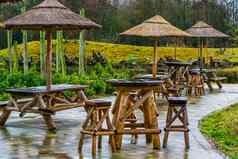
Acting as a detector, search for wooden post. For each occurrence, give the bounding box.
[204,38,208,66]
[42,114,56,130]
[174,37,178,60]
[46,31,52,90]
[152,40,158,79]
[199,38,204,72]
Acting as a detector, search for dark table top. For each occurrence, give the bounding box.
[6,84,88,94]
[134,74,170,80]
[165,61,192,66]
[107,79,163,87]
[190,68,216,73]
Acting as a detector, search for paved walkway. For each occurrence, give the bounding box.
[0,84,238,159]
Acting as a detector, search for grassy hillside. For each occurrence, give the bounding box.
[0,40,238,63]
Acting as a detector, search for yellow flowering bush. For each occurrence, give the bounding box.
[0,40,237,63]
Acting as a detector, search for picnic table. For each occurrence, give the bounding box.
[190,68,226,90]
[0,84,87,130]
[165,61,192,83]
[107,79,162,150]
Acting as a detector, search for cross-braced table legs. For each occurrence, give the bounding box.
[112,88,161,150]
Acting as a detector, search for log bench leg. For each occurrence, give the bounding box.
[42,115,56,130]
[216,81,222,89]
[206,81,213,91]
[0,109,12,127]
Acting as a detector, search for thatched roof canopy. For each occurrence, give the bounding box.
[4,0,101,30]
[0,0,21,3]
[186,21,229,38]
[120,15,191,38]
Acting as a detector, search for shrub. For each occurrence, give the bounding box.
[0,63,132,100]
[217,67,238,83]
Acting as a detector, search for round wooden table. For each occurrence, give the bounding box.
[134,74,170,80]
[107,79,163,150]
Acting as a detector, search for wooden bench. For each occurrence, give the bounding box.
[0,98,33,110]
[204,71,226,90]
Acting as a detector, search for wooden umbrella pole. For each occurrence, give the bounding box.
[152,40,158,79]
[205,38,208,66]
[199,38,203,72]
[46,31,52,90]
[174,37,178,60]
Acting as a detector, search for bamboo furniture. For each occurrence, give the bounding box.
[187,70,205,96]
[203,69,226,91]
[134,74,170,80]
[165,61,192,85]
[107,79,162,150]
[134,74,170,101]
[163,96,189,149]
[0,84,87,130]
[78,99,116,157]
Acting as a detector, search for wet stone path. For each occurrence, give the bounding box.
[0,84,238,159]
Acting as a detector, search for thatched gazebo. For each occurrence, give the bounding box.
[4,0,101,90]
[120,15,190,78]
[186,21,229,70]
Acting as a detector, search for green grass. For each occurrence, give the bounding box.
[200,104,238,159]
[0,40,238,63]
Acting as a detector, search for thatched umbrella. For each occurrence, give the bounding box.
[186,21,229,70]
[120,15,190,78]
[4,0,101,90]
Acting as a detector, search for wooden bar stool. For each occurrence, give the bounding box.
[163,97,189,149]
[187,71,205,96]
[78,99,116,157]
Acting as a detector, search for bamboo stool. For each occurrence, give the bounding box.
[187,71,205,96]
[78,99,116,157]
[163,97,189,149]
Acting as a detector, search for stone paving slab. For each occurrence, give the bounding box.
[0,84,238,159]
